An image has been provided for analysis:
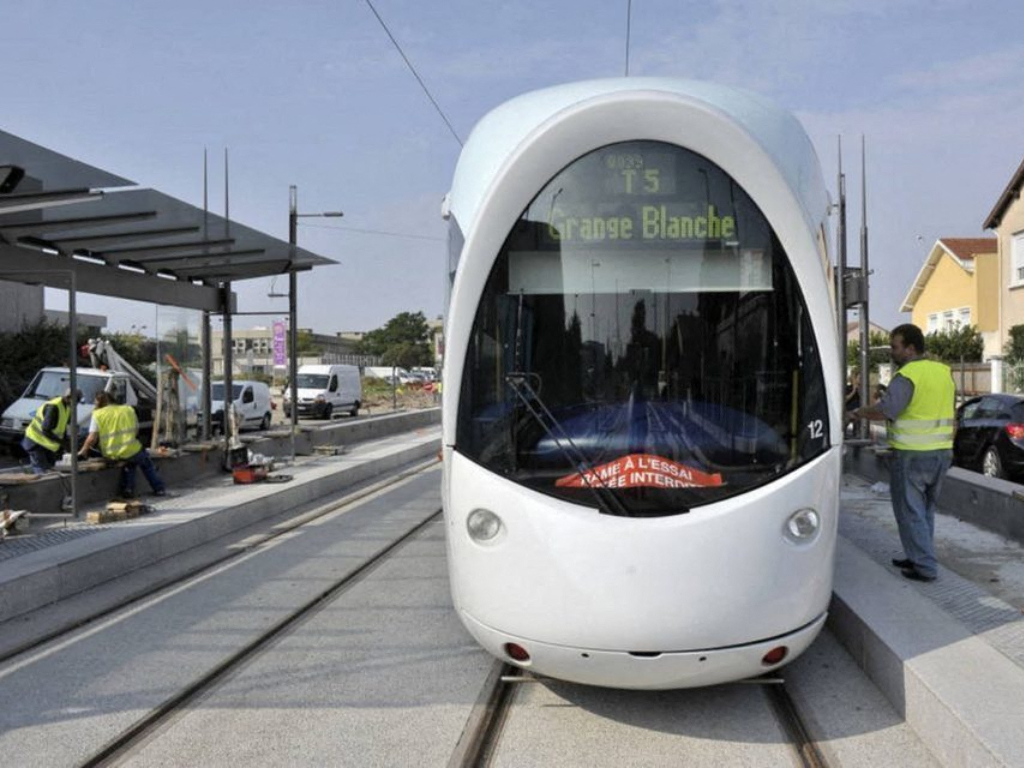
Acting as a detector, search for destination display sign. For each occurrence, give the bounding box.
[541,145,738,246]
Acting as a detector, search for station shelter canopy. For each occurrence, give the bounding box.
[0,129,335,313]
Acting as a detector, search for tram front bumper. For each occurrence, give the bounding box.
[460,610,828,690]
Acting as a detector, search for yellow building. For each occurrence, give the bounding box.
[983,156,1024,354]
[900,238,998,358]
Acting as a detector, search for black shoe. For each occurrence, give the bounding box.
[901,567,936,583]
[892,558,913,569]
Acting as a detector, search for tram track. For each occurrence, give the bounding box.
[451,666,832,768]
[0,457,440,666]
[76,505,444,767]
[764,680,830,768]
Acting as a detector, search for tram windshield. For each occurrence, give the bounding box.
[456,141,829,516]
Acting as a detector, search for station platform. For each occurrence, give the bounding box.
[0,420,442,625]
[0,437,1022,766]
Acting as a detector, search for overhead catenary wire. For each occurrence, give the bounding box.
[363,0,463,147]
[301,222,445,242]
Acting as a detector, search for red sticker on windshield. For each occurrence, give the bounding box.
[556,453,723,490]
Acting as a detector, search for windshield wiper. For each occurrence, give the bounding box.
[505,372,631,516]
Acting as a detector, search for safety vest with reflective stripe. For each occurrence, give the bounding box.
[93,404,142,460]
[886,359,955,451]
[25,397,70,452]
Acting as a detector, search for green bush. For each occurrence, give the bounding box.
[0,320,92,412]
[925,325,983,363]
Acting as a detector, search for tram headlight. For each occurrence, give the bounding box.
[784,508,820,543]
[467,508,503,542]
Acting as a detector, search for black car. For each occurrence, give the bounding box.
[953,393,1024,480]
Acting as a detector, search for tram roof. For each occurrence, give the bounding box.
[448,78,828,238]
[0,129,335,313]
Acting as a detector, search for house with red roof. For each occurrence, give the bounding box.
[900,237,999,358]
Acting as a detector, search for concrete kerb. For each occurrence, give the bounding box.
[0,431,441,625]
[838,443,1024,766]
[829,540,1024,767]
[844,442,1024,545]
[0,408,442,517]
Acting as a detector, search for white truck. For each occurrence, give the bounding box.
[0,338,157,450]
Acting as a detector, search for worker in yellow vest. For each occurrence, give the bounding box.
[21,388,81,474]
[78,391,166,498]
[847,323,954,583]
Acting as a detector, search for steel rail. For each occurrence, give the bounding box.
[765,682,831,768]
[0,457,440,666]
[448,662,521,768]
[79,505,443,767]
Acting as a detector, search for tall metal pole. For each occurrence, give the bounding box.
[223,283,233,459]
[68,271,79,516]
[288,185,299,465]
[836,137,847,388]
[201,311,211,440]
[859,136,871,440]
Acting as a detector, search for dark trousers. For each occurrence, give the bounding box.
[120,449,165,497]
[21,438,58,475]
[888,449,951,579]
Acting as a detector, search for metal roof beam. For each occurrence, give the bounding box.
[99,236,236,258]
[127,247,267,267]
[0,210,158,235]
[51,225,202,249]
[0,189,103,215]
[0,243,229,312]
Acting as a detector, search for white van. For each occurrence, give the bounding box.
[0,367,149,447]
[209,380,273,432]
[364,366,416,385]
[283,364,361,419]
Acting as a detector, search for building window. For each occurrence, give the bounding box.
[1014,231,1024,284]
[943,311,955,331]
[927,313,938,332]
[958,307,971,328]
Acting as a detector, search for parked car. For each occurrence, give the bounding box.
[952,393,1024,480]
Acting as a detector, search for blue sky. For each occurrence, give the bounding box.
[6,0,1024,335]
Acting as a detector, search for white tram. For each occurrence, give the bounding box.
[441,79,841,689]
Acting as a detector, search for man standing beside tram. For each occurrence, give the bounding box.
[847,323,955,583]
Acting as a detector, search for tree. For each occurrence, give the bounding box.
[357,311,433,367]
[296,329,320,356]
[0,320,92,411]
[925,325,983,363]
[1004,325,1024,393]
[1004,324,1024,363]
[847,330,890,372]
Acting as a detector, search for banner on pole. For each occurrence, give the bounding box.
[273,320,286,367]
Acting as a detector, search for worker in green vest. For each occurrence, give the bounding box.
[78,391,166,498]
[847,323,954,583]
[21,388,81,474]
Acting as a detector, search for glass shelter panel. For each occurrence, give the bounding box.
[456,141,828,515]
[155,305,203,443]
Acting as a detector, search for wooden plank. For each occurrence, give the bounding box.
[0,473,42,485]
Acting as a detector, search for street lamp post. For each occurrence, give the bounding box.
[287,185,342,463]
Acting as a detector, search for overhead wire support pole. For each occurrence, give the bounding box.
[859,135,871,440]
[836,137,847,391]
[289,185,299,467]
[288,186,344,466]
[624,0,633,76]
